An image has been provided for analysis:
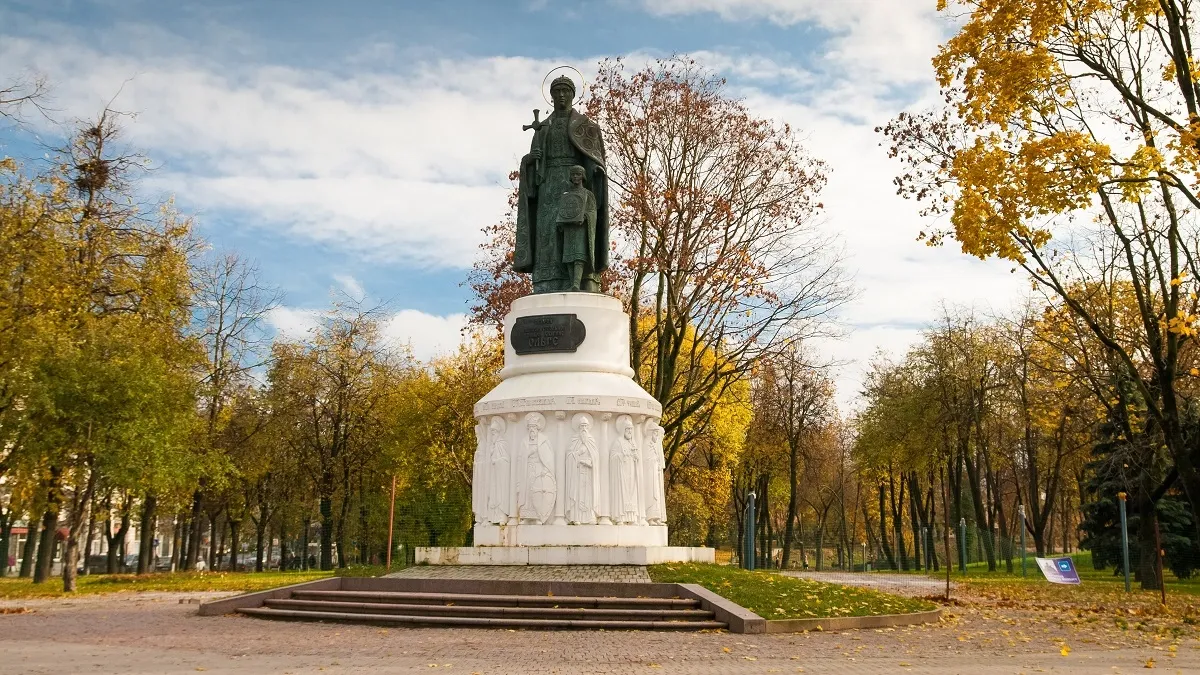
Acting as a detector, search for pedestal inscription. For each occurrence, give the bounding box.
[511,314,586,355]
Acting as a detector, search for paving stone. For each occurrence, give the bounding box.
[384,564,651,583]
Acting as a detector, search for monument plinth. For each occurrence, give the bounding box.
[415,72,712,565]
[417,293,713,564]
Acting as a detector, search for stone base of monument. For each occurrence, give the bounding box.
[415,545,714,566]
[474,522,667,546]
[459,292,715,566]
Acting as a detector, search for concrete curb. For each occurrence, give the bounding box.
[764,607,942,633]
[675,583,765,634]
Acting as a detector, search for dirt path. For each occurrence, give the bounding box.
[3,590,1198,673]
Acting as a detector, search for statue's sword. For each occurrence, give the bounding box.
[523,109,547,177]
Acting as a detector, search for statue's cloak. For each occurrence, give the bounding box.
[515,109,609,274]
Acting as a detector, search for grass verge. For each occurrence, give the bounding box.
[648,563,935,620]
[0,566,390,600]
[877,551,1200,596]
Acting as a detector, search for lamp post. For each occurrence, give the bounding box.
[744,492,757,571]
[386,475,397,570]
[1118,492,1131,593]
[959,517,968,574]
[1018,504,1027,577]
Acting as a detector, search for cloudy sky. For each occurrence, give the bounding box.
[0,0,1025,408]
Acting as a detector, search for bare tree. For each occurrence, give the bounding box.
[586,57,854,479]
[184,253,281,570]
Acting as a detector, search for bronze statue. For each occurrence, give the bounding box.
[515,75,609,293]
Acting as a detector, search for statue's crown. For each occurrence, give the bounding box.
[550,75,576,95]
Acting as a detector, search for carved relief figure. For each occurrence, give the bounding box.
[520,412,557,524]
[565,413,600,524]
[610,415,640,524]
[643,420,667,525]
[486,417,511,523]
[472,421,487,524]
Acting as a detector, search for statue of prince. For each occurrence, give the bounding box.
[515,74,609,293]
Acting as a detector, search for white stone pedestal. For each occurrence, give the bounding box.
[417,292,714,566]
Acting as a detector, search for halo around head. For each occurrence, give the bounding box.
[542,65,587,106]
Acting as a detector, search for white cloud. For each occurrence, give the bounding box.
[0,34,569,265]
[332,273,366,300]
[633,0,949,87]
[265,306,320,340]
[266,306,468,363]
[382,310,468,362]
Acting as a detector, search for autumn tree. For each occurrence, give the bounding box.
[586,56,852,483]
[884,0,1200,537]
[266,302,408,569]
[182,252,280,570]
[748,345,836,568]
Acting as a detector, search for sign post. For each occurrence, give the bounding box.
[1035,556,1081,585]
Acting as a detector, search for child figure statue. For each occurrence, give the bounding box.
[557,165,600,292]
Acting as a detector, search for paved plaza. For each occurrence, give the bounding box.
[384,565,651,583]
[2,590,1197,674]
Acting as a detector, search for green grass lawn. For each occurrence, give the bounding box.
[0,565,391,600]
[648,563,936,620]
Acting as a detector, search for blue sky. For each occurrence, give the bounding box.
[0,0,1024,406]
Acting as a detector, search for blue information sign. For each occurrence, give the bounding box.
[1035,556,1081,585]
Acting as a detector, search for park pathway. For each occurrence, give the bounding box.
[784,570,954,597]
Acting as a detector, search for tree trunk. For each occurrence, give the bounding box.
[81,496,98,576]
[319,493,334,571]
[19,515,39,578]
[963,450,997,570]
[228,518,241,571]
[0,508,11,578]
[279,521,288,571]
[33,507,59,584]
[105,504,131,574]
[137,494,157,575]
[907,474,923,571]
[33,467,63,584]
[878,484,894,568]
[781,436,800,569]
[214,519,227,571]
[62,466,97,592]
[208,512,220,572]
[255,517,267,572]
[301,516,311,570]
[170,517,183,572]
[815,525,825,571]
[185,490,203,571]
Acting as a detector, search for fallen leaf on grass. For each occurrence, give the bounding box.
[1061,646,1071,657]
